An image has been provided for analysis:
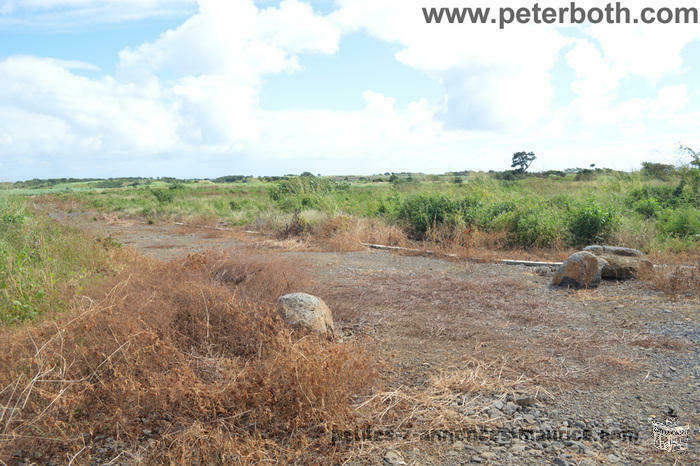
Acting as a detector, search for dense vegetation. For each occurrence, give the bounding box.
[0,165,697,462]
[0,196,118,323]
[3,164,699,255]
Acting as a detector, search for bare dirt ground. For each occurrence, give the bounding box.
[53,212,699,465]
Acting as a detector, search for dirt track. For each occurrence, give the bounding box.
[57,213,699,465]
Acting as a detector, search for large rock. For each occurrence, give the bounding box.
[277,293,335,336]
[551,252,607,289]
[583,245,644,257]
[598,254,653,280]
[583,245,653,279]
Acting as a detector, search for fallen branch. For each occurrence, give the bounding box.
[361,243,457,258]
[500,259,562,267]
[173,222,232,232]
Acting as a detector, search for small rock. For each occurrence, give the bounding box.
[515,396,537,407]
[510,443,527,453]
[383,449,405,465]
[607,454,621,463]
[553,457,570,466]
[277,293,335,336]
[488,408,502,418]
[470,456,483,463]
[497,431,512,445]
[504,401,519,415]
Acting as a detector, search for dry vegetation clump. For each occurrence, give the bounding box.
[643,261,700,297]
[0,252,376,464]
[318,216,411,252]
[337,360,539,463]
[274,214,413,252]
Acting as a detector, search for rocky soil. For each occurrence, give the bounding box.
[49,213,698,465]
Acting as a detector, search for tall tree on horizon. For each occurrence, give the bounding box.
[511,151,536,174]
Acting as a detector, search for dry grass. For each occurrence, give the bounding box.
[355,361,533,431]
[0,251,377,464]
[629,336,692,351]
[643,262,700,297]
[309,216,574,263]
[315,216,411,252]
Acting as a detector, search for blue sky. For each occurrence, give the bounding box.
[0,0,699,180]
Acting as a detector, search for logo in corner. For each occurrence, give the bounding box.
[650,418,689,453]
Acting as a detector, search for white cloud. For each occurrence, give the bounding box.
[1,0,700,180]
[118,0,340,82]
[0,0,195,27]
[331,0,569,131]
[0,56,180,157]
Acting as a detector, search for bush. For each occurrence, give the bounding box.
[633,197,661,218]
[641,162,675,180]
[659,207,700,238]
[568,200,617,246]
[513,210,563,249]
[398,194,460,238]
[476,201,517,231]
[457,196,482,225]
[628,186,679,208]
[0,197,116,324]
[0,252,376,463]
[151,188,175,203]
[269,177,349,212]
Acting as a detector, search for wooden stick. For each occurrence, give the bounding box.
[361,243,457,258]
[501,259,563,267]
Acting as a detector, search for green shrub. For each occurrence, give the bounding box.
[659,207,700,238]
[457,196,482,225]
[633,197,661,218]
[568,200,617,246]
[0,197,114,324]
[509,209,562,249]
[641,162,675,180]
[398,194,459,238]
[476,201,516,231]
[269,177,349,212]
[151,189,175,204]
[628,186,679,208]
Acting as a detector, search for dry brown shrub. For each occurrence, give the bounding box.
[351,360,537,439]
[0,251,376,464]
[643,262,700,297]
[206,250,313,305]
[629,336,692,351]
[317,216,410,252]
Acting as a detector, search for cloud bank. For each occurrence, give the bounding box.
[1,0,699,180]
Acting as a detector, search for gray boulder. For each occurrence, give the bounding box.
[583,245,653,279]
[598,254,653,279]
[583,245,644,257]
[277,293,335,336]
[552,252,607,289]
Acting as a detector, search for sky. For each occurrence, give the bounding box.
[0,0,699,180]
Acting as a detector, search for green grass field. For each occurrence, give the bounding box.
[1,166,698,324]
[5,167,697,253]
[0,169,698,463]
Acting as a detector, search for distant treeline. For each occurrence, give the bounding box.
[5,163,691,189]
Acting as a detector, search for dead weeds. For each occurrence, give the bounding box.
[0,251,376,464]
